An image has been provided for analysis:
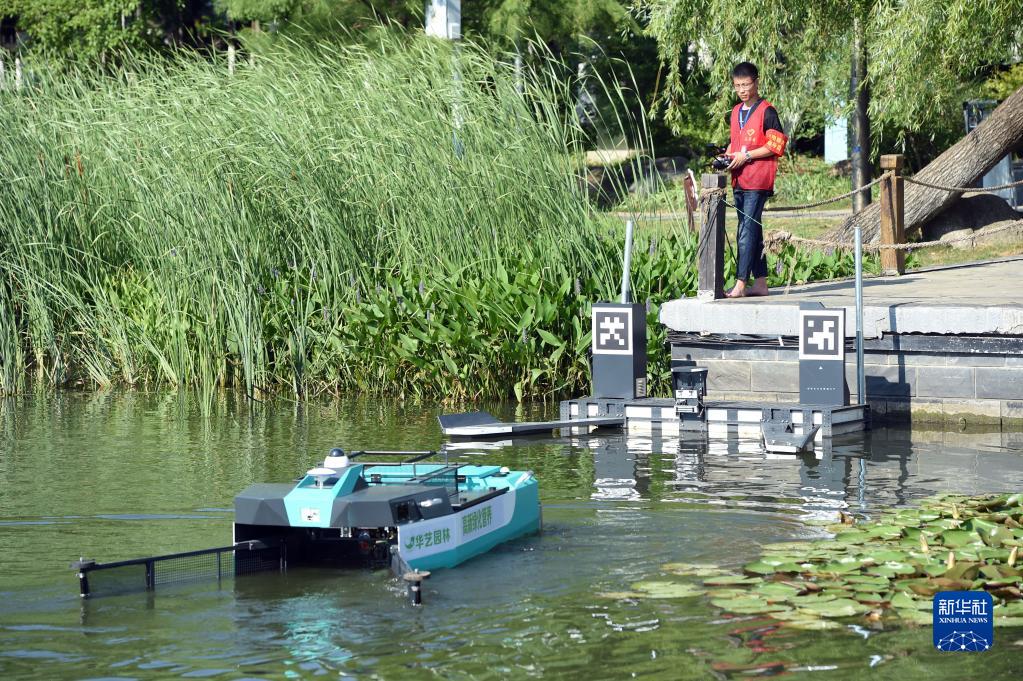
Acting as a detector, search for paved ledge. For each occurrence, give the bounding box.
[660,257,1023,338]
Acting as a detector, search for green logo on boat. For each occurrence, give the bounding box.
[405,528,451,551]
[462,505,492,535]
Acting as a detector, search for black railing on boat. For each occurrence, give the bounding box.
[71,539,285,599]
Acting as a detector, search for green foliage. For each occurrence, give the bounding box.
[215,0,299,23]
[638,0,1023,145]
[475,0,633,48]
[982,64,1023,101]
[7,0,151,58]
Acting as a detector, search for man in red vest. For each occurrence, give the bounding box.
[723,62,788,298]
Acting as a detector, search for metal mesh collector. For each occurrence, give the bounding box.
[73,540,284,598]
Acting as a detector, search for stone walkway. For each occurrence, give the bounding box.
[660,256,1023,337]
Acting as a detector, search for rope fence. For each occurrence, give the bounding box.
[699,166,1023,255]
[901,175,1023,193]
[763,172,891,212]
[764,220,1022,254]
[693,151,1022,297]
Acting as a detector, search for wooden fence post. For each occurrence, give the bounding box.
[683,169,698,232]
[879,154,905,275]
[698,173,726,299]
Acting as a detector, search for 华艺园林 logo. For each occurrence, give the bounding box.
[933,591,993,652]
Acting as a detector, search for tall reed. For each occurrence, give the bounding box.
[0,36,701,402]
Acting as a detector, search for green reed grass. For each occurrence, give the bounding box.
[0,36,703,403]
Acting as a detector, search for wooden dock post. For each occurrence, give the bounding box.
[698,173,726,299]
[879,154,905,275]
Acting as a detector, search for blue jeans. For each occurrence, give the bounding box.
[733,189,769,282]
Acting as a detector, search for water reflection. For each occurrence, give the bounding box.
[2,394,1023,680]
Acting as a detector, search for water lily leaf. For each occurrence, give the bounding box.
[662,562,724,577]
[755,583,801,600]
[852,592,886,604]
[881,561,917,575]
[867,566,899,578]
[891,591,929,610]
[706,588,749,599]
[981,525,1016,548]
[820,561,862,574]
[703,575,762,586]
[711,596,789,614]
[781,617,842,630]
[996,602,1023,619]
[744,561,779,575]
[944,562,981,581]
[630,581,703,599]
[994,617,1023,628]
[976,547,1012,562]
[860,549,908,563]
[791,593,839,606]
[940,530,983,548]
[845,575,891,588]
[764,541,820,553]
[832,530,868,544]
[865,525,903,540]
[797,598,869,618]
[771,562,807,574]
[894,608,933,625]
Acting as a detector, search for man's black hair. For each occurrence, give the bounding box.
[731,62,759,80]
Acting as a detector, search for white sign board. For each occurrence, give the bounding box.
[425,0,461,40]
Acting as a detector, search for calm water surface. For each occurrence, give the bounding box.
[2,393,1023,680]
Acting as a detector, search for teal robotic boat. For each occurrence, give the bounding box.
[73,449,541,600]
[234,449,541,573]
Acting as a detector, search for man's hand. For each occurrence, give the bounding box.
[726,152,748,171]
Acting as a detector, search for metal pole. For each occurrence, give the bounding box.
[854,224,865,404]
[620,219,634,303]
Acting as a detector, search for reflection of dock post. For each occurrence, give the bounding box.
[698,173,726,300]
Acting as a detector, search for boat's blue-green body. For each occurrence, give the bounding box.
[234,461,540,571]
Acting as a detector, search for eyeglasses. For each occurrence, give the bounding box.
[732,81,756,91]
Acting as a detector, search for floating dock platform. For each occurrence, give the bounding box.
[559,397,867,440]
[438,399,867,442]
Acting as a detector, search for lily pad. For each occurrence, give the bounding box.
[820,560,863,574]
[630,581,703,599]
[662,562,725,577]
[755,583,801,600]
[710,596,789,614]
[995,617,1023,628]
[891,591,929,611]
[865,525,904,540]
[894,608,933,625]
[703,575,762,586]
[859,549,909,563]
[880,561,917,575]
[778,616,842,630]
[940,530,983,548]
[744,560,780,575]
[797,598,869,618]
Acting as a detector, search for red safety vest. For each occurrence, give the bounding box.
[727,99,786,191]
